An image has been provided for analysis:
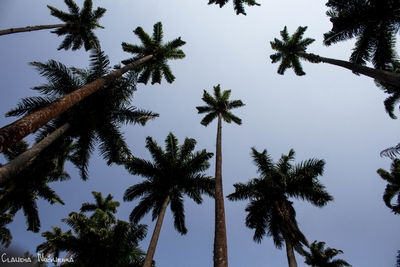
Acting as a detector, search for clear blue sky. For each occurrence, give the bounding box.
[1,0,400,266]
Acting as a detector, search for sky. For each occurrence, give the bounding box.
[0,0,400,266]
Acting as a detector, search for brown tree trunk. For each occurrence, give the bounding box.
[142,195,170,267]
[0,24,66,36]
[213,113,228,267]
[60,251,73,266]
[299,52,400,87]
[284,238,298,267]
[0,123,70,183]
[0,55,153,153]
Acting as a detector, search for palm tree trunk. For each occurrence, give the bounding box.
[60,251,73,266]
[142,195,170,267]
[299,52,400,87]
[0,123,70,183]
[284,238,298,267]
[214,113,228,267]
[0,24,66,36]
[0,55,153,153]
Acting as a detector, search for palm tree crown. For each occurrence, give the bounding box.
[124,132,214,233]
[207,0,260,15]
[228,148,333,266]
[121,22,186,84]
[377,159,400,214]
[80,191,120,224]
[270,26,316,76]
[304,241,352,267]
[196,84,245,126]
[48,0,106,50]
[324,0,400,69]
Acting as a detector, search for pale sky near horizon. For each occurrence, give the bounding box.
[1,0,400,266]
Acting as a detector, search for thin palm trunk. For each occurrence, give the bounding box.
[142,195,170,267]
[0,123,70,183]
[284,237,298,267]
[0,54,153,153]
[0,24,66,36]
[60,251,73,266]
[299,52,400,87]
[214,113,228,267]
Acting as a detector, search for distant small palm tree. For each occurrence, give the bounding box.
[304,241,351,267]
[377,159,400,214]
[0,0,106,51]
[37,226,73,260]
[207,0,260,15]
[0,22,185,155]
[80,191,120,224]
[228,148,333,267]
[196,84,244,267]
[269,26,400,87]
[123,132,214,267]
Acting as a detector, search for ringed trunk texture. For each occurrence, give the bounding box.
[299,52,400,87]
[213,113,228,267]
[0,123,70,183]
[0,54,153,153]
[142,195,170,267]
[284,238,298,267]
[0,24,66,36]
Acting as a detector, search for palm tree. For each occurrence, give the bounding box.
[196,84,244,267]
[37,226,73,260]
[269,26,400,87]
[377,159,400,214]
[0,213,13,247]
[324,0,400,70]
[123,132,214,267]
[0,49,158,182]
[0,0,105,51]
[80,191,120,224]
[0,141,68,232]
[227,148,333,267]
[207,0,260,15]
[0,22,185,153]
[304,241,351,267]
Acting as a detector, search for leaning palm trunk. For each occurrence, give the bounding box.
[214,113,228,267]
[0,55,153,153]
[142,195,170,267]
[298,52,400,87]
[0,123,70,183]
[0,24,66,36]
[284,237,298,267]
[60,251,73,266]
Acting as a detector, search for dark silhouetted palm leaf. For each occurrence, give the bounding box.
[304,240,351,267]
[377,159,400,214]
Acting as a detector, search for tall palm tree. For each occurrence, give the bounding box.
[0,49,158,182]
[0,141,68,232]
[196,84,244,267]
[0,22,185,153]
[0,0,105,51]
[304,241,351,267]
[80,191,120,224]
[123,133,214,267]
[227,148,333,267]
[37,226,73,260]
[377,159,400,214]
[324,0,400,70]
[207,0,260,15]
[269,26,400,87]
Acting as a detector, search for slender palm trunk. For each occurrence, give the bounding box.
[60,251,73,266]
[0,55,153,153]
[299,52,400,87]
[0,24,66,36]
[0,123,70,183]
[142,195,170,267]
[214,113,228,267]
[284,238,298,267]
